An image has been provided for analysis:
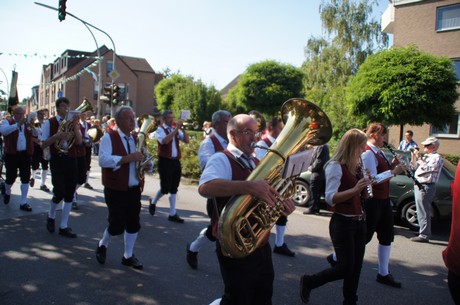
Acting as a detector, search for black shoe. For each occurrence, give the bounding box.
[303,207,320,215]
[40,185,50,192]
[96,243,107,264]
[72,201,79,210]
[83,183,94,190]
[46,217,55,233]
[121,255,143,270]
[273,243,296,257]
[300,275,312,304]
[326,253,337,267]
[376,273,402,288]
[29,178,35,187]
[168,214,184,223]
[19,203,32,212]
[149,204,156,216]
[410,236,429,243]
[4,194,10,205]
[59,227,77,238]
[186,244,198,269]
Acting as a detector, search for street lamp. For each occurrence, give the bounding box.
[34,2,118,119]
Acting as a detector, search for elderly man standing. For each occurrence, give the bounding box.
[410,137,443,243]
[0,106,34,211]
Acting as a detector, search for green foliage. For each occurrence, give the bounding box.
[226,60,304,116]
[154,74,222,125]
[301,0,388,139]
[347,45,459,127]
[444,154,460,166]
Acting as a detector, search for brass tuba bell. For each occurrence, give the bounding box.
[217,98,332,258]
[135,114,156,180]
[54,97,94,153]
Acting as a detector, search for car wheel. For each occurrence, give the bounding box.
[293,180,311,206]
[401,200,419,231]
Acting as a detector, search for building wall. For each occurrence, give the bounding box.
[388,0,460,155]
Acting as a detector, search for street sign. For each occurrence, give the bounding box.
[108,70,120,81]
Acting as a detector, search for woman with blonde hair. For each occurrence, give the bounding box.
[300,129,371,305]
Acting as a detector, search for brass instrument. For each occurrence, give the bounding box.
[218,98,332,258]
[136,115,156,180]
[87,126,103,143]
[54,98,93,153]
[359,157,373,198]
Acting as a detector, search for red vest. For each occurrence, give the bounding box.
[210,134,225,152]
[211,151,264,244]
[101,129,144,191]
[329,164,363,215]
[3,117,34,156]
[49,117,77,157]
[366,145,390,199]
[75,124,87,157]
[157,126,181,159]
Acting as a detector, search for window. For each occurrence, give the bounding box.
[431,114,460,138]
[106,61,113,77]
[436,4,460,32]
[454,59,460,81]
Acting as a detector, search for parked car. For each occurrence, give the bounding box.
[294,149,455,230]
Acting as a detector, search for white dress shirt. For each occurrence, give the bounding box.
[0,119,27,151]
[198,132,228,171]
[154,123,185,158]
[254,135,276,161]
[413,152,443,184]
[361,142,385,177]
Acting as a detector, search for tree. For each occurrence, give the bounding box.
[226,60,304,117]
[154,73,222,124]
[302,0,388,138]
[347,45,459,135]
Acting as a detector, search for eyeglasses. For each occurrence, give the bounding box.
[235,129,257,136]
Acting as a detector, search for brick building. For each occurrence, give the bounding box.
[30,45,163,119]
[381,0,460,154]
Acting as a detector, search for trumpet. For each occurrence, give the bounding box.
[359,157,373,198]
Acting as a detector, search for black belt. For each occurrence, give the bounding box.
[128,185,140,190]
[421,183,434,185]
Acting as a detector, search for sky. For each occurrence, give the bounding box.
[0,0,390,100]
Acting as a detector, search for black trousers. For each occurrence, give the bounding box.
[85,145,92,171]
[50,154,78,203]
[157,157,181,194]
[5,152,31,185]
[31,145,49,171]
[364,197,394,245]
[309,214,366,304]
[104,186,141,235]
[216,241,274,305]
[310,177,325,210]
[76,156,87,185]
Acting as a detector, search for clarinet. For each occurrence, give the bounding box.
[383,142,425,191]
[359,157,373,198]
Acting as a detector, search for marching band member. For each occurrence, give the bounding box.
[96,106,153,270]
[31,109,51,192]
[0,106,34,211]
[41,97,82,238]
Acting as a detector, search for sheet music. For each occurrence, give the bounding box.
[282,149,314,179]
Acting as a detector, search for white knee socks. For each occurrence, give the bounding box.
[378,244,391,276]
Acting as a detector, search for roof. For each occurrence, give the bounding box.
[118,56,155,73]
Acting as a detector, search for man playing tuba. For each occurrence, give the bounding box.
[199,114,295,305]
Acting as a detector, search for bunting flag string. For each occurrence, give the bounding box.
[0,52,102,60]
[41,58,102,87]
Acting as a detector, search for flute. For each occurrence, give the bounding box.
[383,142,425,191]
[359,157,373,198]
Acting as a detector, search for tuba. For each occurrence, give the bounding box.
[218,98,332,258]
[135,115,156,180]
[54,98,93,153]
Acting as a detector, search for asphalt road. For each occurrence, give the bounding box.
[0,157,454,305]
